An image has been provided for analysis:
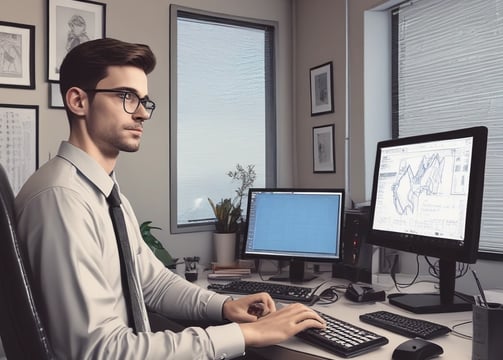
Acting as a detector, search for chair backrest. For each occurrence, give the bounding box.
[0,164,55,359]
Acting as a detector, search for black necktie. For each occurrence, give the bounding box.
[107,184,149,333]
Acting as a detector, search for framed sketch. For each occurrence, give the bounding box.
[0,21,35,89]
[0,104,39,195]
[47,0,106,82]
[49,83,64,108]
[313,124,335,173]
[310,61,334,116]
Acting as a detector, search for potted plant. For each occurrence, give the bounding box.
[140,221,178,269]
[207,198,242,233]
[208,164,256,265]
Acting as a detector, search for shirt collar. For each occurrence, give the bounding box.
[56,141,116,197]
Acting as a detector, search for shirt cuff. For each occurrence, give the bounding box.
[205,322,245,360]
[206,293,233,322]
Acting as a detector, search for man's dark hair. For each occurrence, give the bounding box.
[59,38,156,117]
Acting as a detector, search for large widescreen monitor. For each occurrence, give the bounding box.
[368,126,488,313]
[242,188,344,282]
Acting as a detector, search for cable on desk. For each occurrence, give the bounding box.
[315,286,340,305]
[255,262,342,306]
[390,254,470,293]
[312,281,347,305]
[255,259,282,281]
[451,320,472,340]
[390,254,420,291]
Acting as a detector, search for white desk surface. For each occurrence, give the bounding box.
[197,271,473,359]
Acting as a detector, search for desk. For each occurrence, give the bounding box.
[163,271,473,359]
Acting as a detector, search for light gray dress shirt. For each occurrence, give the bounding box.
[15,141,245,359]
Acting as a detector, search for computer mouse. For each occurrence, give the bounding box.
[392,338,443,360]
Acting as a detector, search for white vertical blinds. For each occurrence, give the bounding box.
[396,0,503,256]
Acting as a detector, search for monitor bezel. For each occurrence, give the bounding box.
[367,126,488,265]
[241,188,345,264]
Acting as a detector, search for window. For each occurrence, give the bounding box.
[170,6,277,233]
[392,0,503,259]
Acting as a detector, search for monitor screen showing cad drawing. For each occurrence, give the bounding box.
[372,136,473,242]
[367,126,487,313]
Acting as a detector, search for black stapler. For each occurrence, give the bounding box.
[344,283,385,303]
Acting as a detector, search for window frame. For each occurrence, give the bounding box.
[169,5,277,234]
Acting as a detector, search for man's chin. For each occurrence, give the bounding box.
[119,143,141,153]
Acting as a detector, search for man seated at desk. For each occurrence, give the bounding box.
[14,37,325,359]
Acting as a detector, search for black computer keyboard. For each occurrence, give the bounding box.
[207,280,315,303]
[359,310,452,339]
[297,311,389,358]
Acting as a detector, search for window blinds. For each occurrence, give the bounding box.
[395,0,503,256]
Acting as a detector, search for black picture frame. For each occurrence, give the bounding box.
[310,61,334,116]
[0,21,35,89]
[47,0,106,82]
[0,104,39,195]
[313,124,335,173]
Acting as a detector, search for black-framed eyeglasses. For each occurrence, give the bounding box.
[83,89,156,118]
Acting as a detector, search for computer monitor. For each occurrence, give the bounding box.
[368,126,488,313]
[242,188,344,282]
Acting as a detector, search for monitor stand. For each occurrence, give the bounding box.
[387,293,473,314]
[268,259,317,283]
[388,259,473,314]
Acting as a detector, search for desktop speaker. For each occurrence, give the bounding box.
[332,209,373,284]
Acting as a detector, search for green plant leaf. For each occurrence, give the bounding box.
[208,163,256,233]
[139,221,176,267]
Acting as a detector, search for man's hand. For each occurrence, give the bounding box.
[222,292,276,323]
[239,302,325,347]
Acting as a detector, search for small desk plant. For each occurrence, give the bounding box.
[208,164,256,265]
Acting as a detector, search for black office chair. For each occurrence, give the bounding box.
[0,164,55,359]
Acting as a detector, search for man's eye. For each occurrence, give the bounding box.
[122,92,135,101]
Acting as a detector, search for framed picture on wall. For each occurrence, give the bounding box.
[310,61,334,116]
[0,104,39,195]
[313,124,335,173]
[0,21,35,89]
[47,0,106,82]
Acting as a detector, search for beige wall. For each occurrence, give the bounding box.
[292,0,389,204]
[293,0,346,190]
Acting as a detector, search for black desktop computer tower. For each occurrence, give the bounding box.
[332,209,373,284]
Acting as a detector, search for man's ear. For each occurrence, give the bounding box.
[66,87,88,116]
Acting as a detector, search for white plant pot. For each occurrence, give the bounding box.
[213,232,237,266]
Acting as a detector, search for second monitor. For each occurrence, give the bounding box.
[242,188,344,282]
[367,126,488,313]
